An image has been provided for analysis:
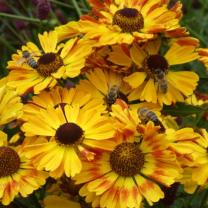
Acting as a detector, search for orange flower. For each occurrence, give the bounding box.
[56,0,186,46]
[197,48,208,70]
[0,131,47,205]
[73,106,181,208]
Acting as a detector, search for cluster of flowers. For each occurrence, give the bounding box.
[1,0,208,207]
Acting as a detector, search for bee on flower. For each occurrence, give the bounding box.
[108,37,199,105]
[7,31,94,95]
[73,105,182,208]
[21,87,116,178]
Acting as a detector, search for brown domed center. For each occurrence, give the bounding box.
[113,8,144,33]
[144,54,169,77]
[0,146,21,178]
[110,142,145,177]
[36,52,64,77]
[56,123,84,145]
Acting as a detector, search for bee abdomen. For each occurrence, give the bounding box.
[158,80,168,94]
[138,107,165,131]
[27,58,38,68]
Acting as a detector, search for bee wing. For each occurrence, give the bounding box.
[16,58,26,66]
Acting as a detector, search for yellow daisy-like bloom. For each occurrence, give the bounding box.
[56,0,186,46]
[0,131,47,205]
[77,68,161,113]
[22,86,105,121]
[169,129,208,194]
[0,78,23,126]
[165,128,207,194]
[22,89,115,178]
[197,48,208,70]
[73,106,181,208]
[80,71,166,129]
[167,128,201,167]
[76,68,133,110]
[108,37,199,105]
[7,31,93,95]
[187,129,208,188]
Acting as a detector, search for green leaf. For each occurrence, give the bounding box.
[163,103,204,117]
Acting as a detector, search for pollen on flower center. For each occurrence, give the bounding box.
[110,142,145,177]
[36,52,64,77]
[112,8,144,33]
[144,54,169,77]
[0,146,21,178]
[55,123,84,145]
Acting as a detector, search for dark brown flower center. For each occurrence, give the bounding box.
[36,52,64,77]
[55,123,84,145]
[0,146,21,178]
[144,54,169,77]
[143,54,169,93]
[110,142,145,177]
[113,8,144,33]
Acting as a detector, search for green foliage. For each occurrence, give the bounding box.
[163,102,208,130]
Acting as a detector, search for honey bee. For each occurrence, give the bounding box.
[106,85,120,106]
[17,50,39,68]
[137,107,165,131]
[154,68,168,94]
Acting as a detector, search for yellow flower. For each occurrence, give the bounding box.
[22,88,115,178]
[84,46,131,75]
[76,68,135,111]
[111,104,178,133]
[185,129,208,190]
[167,128,201,167]
[22,86,105,121]
[185,93,206,106]
[42,177,95,208]
[77,68,162,114]
[165,128,208,194]
[197,48,208,70]
[0,78,23,126]
[56,0,186,46]
[109,37,199,105]
[7,31,93,95]
[0,131,47,205]
[44,195,81,208]
[73,107,181,208]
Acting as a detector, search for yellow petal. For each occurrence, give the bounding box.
[124,72,146,89]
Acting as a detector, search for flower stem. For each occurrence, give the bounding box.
[0,12,41,23]
[71,0,82,16]
[0,36,16,52]
[186,25,207,47]
[49,0,88,13]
